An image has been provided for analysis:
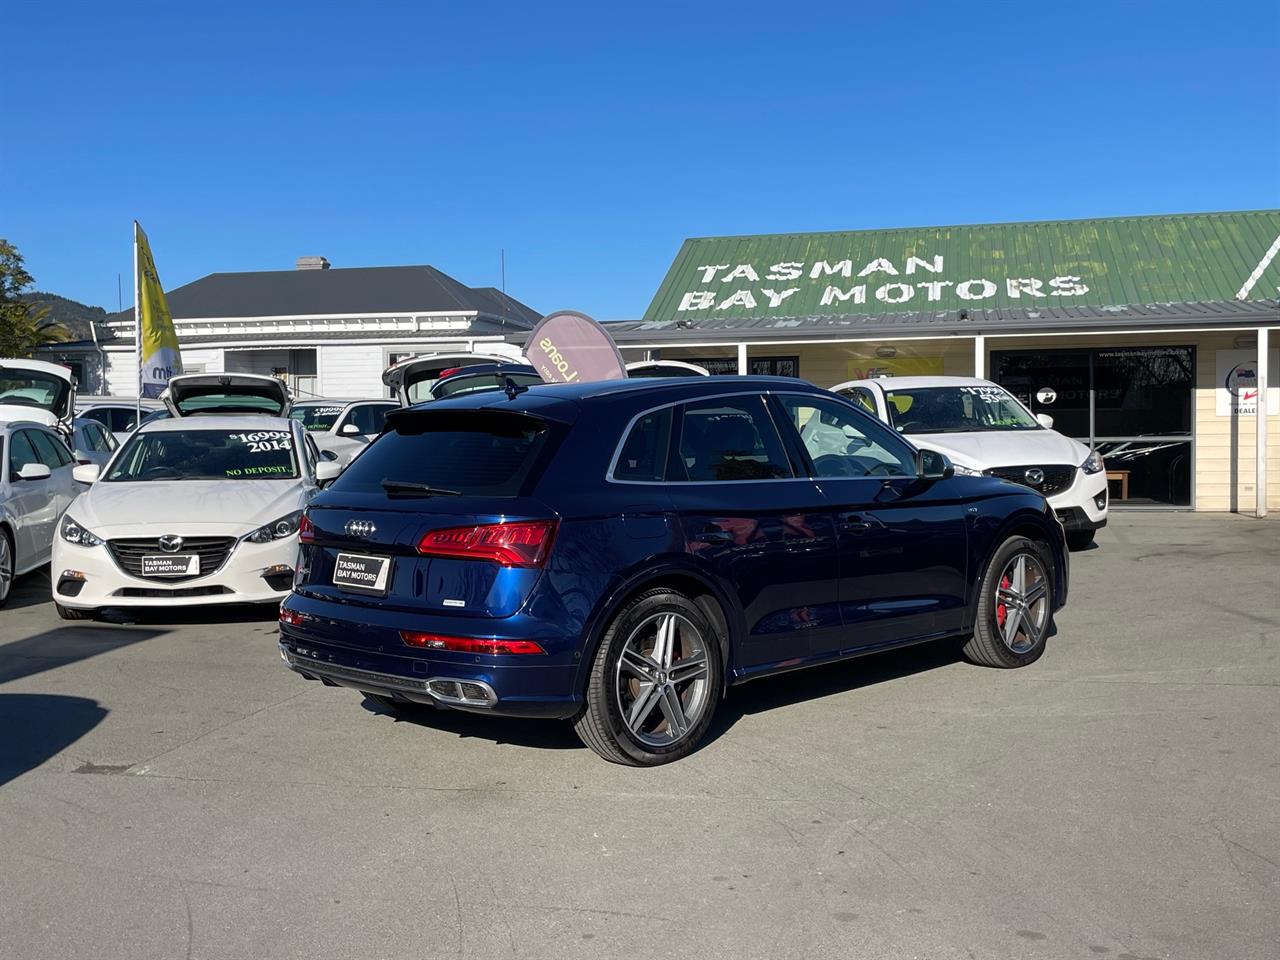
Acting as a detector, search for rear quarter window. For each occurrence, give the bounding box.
[332,410,555,497]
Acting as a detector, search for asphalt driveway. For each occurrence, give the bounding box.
[1,513,1277,960]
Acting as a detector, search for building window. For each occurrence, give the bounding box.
[993,346,1194,507]
[687,355,800,377]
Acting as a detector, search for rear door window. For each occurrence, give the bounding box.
[612,408,672,482]
[671,395,791,482]
[333,410,553,497]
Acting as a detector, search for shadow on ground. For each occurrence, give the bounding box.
[3,568,54,610]
[0,693,108,786]
[0,626,170,685]
[357,638,965,755]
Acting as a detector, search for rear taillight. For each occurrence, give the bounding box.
[298,513,315,544]
[436,366,463,379]
[416,520,556,567]
[400,632,545,655]
[279,607,307,627]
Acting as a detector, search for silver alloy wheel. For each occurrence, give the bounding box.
[0,534,11,603]
[994,552,1049,654]
[614,611,711,748]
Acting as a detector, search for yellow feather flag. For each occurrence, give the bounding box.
[135,221,183,398]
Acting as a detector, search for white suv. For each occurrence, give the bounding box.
[832,376,1108,549]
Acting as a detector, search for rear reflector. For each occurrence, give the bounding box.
[417,520,556,567]
[400,632,546,655]
[299,513,315,543]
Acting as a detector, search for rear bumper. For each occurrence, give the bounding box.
[277,596,585,719]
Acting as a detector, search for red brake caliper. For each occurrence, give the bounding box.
[996,574,1010,627]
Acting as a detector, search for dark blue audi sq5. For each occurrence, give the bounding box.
[279,377,1068,765]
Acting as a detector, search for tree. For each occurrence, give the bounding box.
[0,239,67,357]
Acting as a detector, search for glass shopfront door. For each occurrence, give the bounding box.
[993,346,1194,507]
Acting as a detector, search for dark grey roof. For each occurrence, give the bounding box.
[470,287,542,326]
[105,265,540,328]
[595,299,1280,344]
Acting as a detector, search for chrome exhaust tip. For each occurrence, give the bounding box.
[427,678,497,708]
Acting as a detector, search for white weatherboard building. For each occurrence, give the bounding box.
[49,257,537,400]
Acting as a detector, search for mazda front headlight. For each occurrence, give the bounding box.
[60,515,104,547]
[246,510,304,544]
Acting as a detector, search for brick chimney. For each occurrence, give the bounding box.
[296,256,331,270]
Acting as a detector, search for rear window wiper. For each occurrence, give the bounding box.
[380,479,462,497]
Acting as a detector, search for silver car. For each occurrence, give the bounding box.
[0,421,80,606]
[71,417,119,469]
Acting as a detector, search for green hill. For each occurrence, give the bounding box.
[25,292,108,341]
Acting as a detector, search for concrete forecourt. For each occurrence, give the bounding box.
[0,513,1276,960]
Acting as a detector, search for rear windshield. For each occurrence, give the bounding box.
[332,411,551,497]
[105,429,298,481]
[429,372,544,401]
[174,391,283,416]
[0,369,71,415]
[290,404,345,431]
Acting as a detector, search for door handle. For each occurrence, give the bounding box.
[838,513,873,534]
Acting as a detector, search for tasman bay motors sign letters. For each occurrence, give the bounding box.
[677,255,1090,313]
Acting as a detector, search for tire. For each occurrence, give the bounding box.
[55,602,94,621]
[1066,529,1096,551]
[0,529,12,609]
[574,587,723,766]
[963,536,1054,669]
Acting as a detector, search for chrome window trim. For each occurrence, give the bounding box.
[606,388,888,486]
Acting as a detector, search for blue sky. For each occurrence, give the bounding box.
[5,1,1278,320]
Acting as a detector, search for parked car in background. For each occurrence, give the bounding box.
[831,376,1107,549]
[162,372,291,418]
[77,399,163,442]
[383,353,544,407]
[1,420,80,606]
[280,377,1069,765]
[624,360,710,378]
[0,358,77,440]
[50,415,341,619]
[71,417,119,469]
[289,399,397,464]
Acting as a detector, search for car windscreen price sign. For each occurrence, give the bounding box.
[522,310,627,384]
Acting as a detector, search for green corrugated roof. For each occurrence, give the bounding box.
[641,210,1280,323]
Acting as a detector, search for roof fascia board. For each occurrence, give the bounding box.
[615,323,1277,350]
[105,309,481,326]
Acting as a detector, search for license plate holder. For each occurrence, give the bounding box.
[333,552,392,595]
[141,554,200,577]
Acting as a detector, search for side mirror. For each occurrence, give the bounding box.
[315,460,342,485]
[1035,413,1054,429]
[339,423,361,436]
[18,462,53,481]
[916,449,954,481]
[72,463,100,484]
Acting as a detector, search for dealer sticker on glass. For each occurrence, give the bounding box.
[332,553,392,595]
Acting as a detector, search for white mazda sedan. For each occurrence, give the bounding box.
[50,415,339,619]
